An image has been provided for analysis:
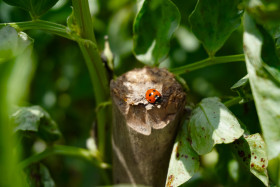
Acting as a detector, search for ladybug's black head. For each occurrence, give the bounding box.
[154,95,161,103]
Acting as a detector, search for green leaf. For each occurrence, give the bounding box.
[267,155,280,186]
[189,0,242,56]
[243,13,280,160]
[3,0,59,18]
[25,163,55,187]
[231,75,252,104]
[133,0,180,65]
[11,106,62,142]
[231,75,250,91]
[244,0,280,26]
[231,134,269,186]
[0,26,33,63]
[190,97,244,155]
[108,6,134,56]
[165,120,200,187]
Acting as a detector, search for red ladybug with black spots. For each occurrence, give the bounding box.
[145,89,162,104]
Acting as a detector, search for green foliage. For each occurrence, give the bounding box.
[189,97,244,155]
[189,0,242,56]
[25,163,55,187]
[268,155,280,186]
[244,0,280,26]
[3,0,59,19]
[11,106,62,142]
[231,75,252,104]
[0,0,280,186]
[133,0,180,65]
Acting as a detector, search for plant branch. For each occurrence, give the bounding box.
[223,97,242,107]
[19,145,110,169]
[71,0,110,158]
[170,54,245,75]
[0,20,73,40]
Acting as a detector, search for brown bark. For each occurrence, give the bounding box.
[110,67,186,186]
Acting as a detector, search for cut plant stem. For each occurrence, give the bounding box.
[111,67,186,186]
[170,54,245,75]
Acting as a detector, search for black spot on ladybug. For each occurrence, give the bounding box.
[149,93,152,97]
[153,90,156,92]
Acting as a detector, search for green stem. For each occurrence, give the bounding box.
[71,0,109,158]
[170,54,245,75]
[19,145,110,169]
[19,145,111,184]
[223,97,242,108]
[0,20,73,41]
[96,100,112,112]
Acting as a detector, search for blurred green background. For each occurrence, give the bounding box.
[0,0,263,186]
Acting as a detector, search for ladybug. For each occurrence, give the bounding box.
[145,89,162,104]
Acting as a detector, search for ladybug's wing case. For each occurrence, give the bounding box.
[145,89,161,104]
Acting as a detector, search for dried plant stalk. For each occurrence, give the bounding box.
[111,67,186,186]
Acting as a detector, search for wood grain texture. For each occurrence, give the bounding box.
[110,67,186,186]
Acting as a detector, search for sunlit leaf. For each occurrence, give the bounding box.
[166,120,199,187]
[25,163,55,187]
[231,134,269,186]
[189,0,242,56]
[133,0,180,65]
[243,13,280,160]
[3,0,59,18]
[190,97,244,155]
[11,106,62,142]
